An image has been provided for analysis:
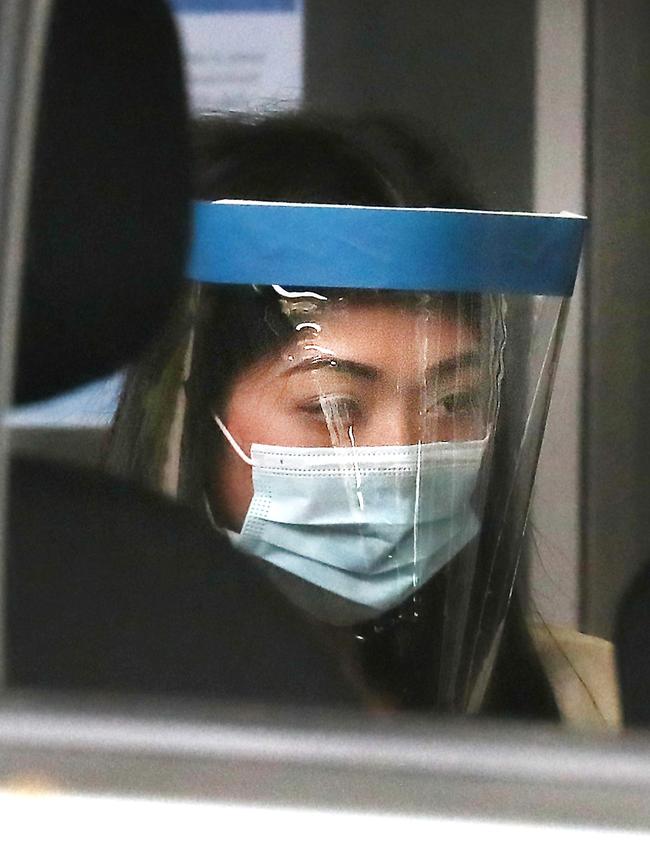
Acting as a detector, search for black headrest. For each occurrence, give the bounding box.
[615,560,650,726]
[7,457,361,706]
[16,0,190,404]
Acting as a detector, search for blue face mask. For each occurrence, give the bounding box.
[221,427,487,617]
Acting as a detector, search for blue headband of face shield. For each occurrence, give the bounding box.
[185,199,587,296]
[188,201,587,619]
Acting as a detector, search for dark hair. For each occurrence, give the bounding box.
[189,113,482,499]
[109,111,558,720]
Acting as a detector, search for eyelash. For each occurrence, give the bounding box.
[433,390,479,416]
[300,396,360,421]
[299,390,481,423]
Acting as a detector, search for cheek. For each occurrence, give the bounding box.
[430,415,485,443]
[212,444,253,532]
[212,366,293,530]
[222,365,295,449]
[224,369,330,449]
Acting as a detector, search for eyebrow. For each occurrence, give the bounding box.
[284,350,481,381]
[432,350,482,379]
[284,356,379,381]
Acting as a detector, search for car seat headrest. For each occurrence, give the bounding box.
[16,0,191,404]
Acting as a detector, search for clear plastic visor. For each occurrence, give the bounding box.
[182,284,564,712]
[108,202,585,713]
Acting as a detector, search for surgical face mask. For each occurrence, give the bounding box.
[217,418,487,617]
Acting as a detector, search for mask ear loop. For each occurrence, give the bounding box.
[206,415,254,531]
[214,414,254,466]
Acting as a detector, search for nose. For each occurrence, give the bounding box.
[363,401,422,446]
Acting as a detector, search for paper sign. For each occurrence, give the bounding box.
[170,0,303,113]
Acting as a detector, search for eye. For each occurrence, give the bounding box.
[436,391,478,416]
[300,396,361,424]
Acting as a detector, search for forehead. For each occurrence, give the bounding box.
[289,298,480,368]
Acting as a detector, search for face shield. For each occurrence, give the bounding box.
[180,200,586,713]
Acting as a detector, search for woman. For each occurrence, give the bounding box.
[109,112,615,724]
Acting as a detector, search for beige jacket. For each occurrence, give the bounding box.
[531,625,622,730]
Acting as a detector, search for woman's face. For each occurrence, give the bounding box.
[213,298,486,530]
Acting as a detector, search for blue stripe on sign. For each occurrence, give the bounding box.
[186,201,587,297]
[170,0,296,12]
